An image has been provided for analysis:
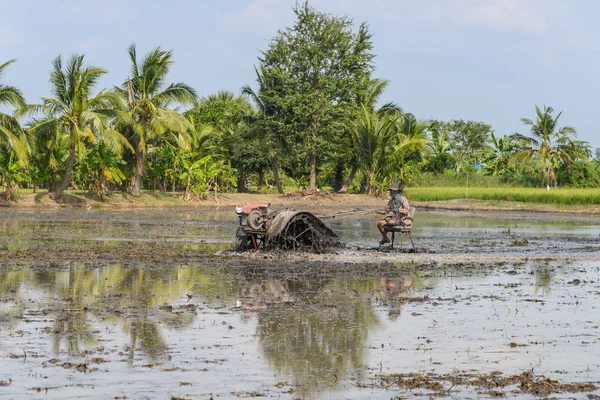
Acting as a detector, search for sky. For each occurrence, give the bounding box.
[1,0,599,149]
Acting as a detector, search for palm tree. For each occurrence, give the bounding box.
[120,44,197,196]
[0,59,27,163]
[511,105,588,187]
[352,105,398,194]
[391,113,431,185]
[86,141,126,198]
[358,78,402,115]
[22,54,129,199]
[342,78,402,192]
[186,90,259,192]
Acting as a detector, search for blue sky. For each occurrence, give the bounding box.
[1,0,599,149]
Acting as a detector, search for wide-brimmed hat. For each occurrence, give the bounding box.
[389,182,404,191]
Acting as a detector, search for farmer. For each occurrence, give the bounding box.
[377,183,410,245]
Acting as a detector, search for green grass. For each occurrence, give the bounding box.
[405,187,600,206]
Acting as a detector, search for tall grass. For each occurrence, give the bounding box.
[405,187,600,206]
[411,172,538,188]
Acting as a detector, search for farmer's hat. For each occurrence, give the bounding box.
[389,182,405,192]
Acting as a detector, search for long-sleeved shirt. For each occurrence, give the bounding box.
[387,195,410,222]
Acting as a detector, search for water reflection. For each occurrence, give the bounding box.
[374,275,413,320]
[235,269,419,397]
[0,263,420,398]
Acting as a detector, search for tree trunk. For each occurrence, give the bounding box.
[309,118,318,190]
[540,165,545,188]
[340,163,358,193]
[172,174,176,193]
[257,171,264,193]
[131,144,144,196]
[50,140,76,200]
[237,172,249,193]
[270,155,284,194]
[367,171,375,196]
[333,162,344,193]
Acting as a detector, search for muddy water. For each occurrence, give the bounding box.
[1,209,600,399]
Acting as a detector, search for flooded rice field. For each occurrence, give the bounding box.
[1,208,600,399]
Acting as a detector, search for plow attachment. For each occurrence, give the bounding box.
[266,211,339,252]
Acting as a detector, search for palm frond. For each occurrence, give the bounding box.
[153,82,197,107]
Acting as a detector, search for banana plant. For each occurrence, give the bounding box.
[0,152,29,199]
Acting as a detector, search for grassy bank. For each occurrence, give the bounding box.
[406,187,600,206]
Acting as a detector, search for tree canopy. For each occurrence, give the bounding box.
[1,3,599,201]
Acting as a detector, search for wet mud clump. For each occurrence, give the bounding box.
[380,371,598,398]
[266,211,340,253]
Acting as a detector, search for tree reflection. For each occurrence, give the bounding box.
[0,263,239,362]
[240,269,408,398]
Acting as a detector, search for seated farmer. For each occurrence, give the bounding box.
[377,184,410,245]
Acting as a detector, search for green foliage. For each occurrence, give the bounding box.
[352,106,398,194]
[556,160,600,188]
[256,1,374,190]
[0,59,28,164]
[0,152,29,199]
[412,172,536,188]
[186,91,267,192]
[84,141,126,198]
[425,123,454,174]
[510,105,589,187]
[22,54,129,199]
[119,44,197,196]
[406,186,600,206]
[432,119,492,172]
[3,4,600,199]
[483,133,518,176]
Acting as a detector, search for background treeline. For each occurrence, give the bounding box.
[1,3,599,201]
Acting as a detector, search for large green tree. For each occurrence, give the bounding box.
[23,55,128,199]
[255,2,374,190]
[438,120,492,172]
[511,105,589,187]
[242,66,287,194]
[121,44,197,196]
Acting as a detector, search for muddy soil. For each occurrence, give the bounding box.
[1,208,600,399]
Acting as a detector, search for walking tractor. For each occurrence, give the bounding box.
[234,203,416,252]
[235,203,272,250]
[234,203,340,252]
